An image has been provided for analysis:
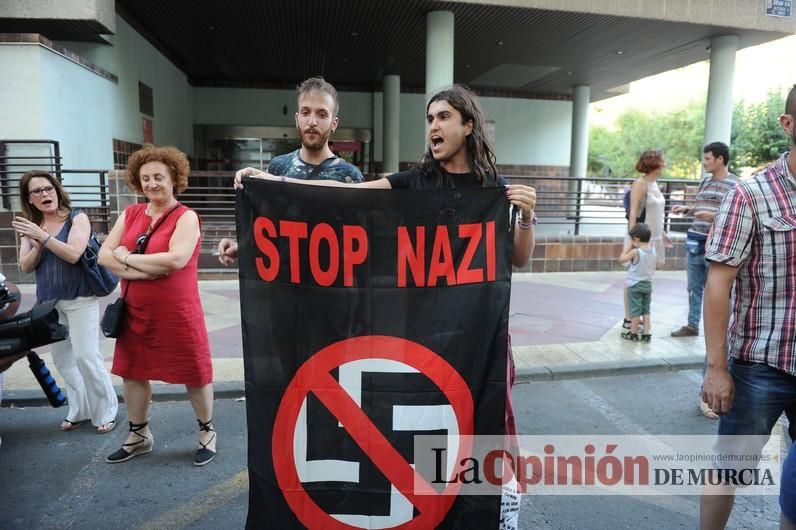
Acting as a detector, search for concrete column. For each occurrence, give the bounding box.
[569,85,590,179]
[383,75,400,174]
[703,35,738,146]
[425,11,454,98]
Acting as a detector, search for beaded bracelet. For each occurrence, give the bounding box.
[518,213,537,230]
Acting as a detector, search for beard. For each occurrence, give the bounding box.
[300,127,332,151]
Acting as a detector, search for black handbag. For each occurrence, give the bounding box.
[100,290,126,338]
[82,233,119,296]
[100,203,182,338]
[67,211,119,297]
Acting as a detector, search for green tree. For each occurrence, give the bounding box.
[589,100,705,179]
[731,90,789,172]
[589,88,791,180]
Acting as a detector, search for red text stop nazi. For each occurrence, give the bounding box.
[252,217,497,287]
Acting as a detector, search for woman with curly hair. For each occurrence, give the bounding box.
[98,145,216,466]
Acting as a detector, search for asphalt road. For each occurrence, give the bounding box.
[511,371,784,530]
[0,371,786,529]
[0,397,250,529]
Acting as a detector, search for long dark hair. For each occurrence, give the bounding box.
[419,84,498,187]
[18,170,72,225]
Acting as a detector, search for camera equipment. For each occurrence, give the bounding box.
[0,275,20,320]
[27,351,66,407]
[0,274,68,407]
[0,299,68,357]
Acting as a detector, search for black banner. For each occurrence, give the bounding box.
[237,179,512,529]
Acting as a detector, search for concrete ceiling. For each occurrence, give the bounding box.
[5,0,790,101]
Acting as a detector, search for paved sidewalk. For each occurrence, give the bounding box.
[0,271,704,405]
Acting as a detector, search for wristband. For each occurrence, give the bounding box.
[42,234,51,246]
[280,175,286,183]
[518,213,537,230]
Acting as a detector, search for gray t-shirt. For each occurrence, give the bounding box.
[687,173,740,240]
[267,150,363,183]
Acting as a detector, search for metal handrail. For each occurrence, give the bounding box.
[0,158,708,252]
[0,167,112,233]
[179,172,706,243]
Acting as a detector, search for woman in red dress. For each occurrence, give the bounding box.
[99,146,216,466]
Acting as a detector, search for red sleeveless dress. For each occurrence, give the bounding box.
[111,203,212,385]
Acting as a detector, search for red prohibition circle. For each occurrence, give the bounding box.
[272,335,475,530]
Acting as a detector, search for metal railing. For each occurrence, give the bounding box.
[180,171,704,245]
[0,139,707,245]
[0,151,708,254]
[503,175,701,235]
[180,172,236,224]
[0,140,112,234]
[0,169,113,234]
[0,139,63,211]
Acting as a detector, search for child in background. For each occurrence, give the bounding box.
[619,223,657,342]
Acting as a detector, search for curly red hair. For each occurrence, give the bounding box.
[126,145,190,194]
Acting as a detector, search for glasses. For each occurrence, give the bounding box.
[29,185,56,196]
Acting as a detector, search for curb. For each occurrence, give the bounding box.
[1,381,246,409]
[3,357,705,407]
[515,355,704,382]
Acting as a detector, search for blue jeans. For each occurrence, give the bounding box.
[716,359,796,455]
[686,247,709,328]
[712,360,796,491]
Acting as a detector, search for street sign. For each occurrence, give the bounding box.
[765,0,792,17]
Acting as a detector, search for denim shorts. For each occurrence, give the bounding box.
[714,359,796,468]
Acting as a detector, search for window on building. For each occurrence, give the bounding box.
[138,82,154,117]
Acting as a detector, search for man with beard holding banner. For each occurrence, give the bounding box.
[235,84,535,529]
[217,76,363,265]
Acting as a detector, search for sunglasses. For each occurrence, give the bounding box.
[29,185,56,196]
[135,233,150,254]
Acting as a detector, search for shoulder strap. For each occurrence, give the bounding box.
[137,202,183,254]
[65,209,81,232]
[308,157,337,179]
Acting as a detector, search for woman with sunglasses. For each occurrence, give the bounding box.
[13,171,118,434]
[98,145,216,466]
